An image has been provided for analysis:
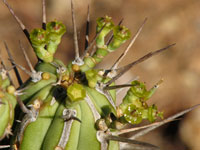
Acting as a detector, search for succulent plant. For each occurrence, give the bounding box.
[0,0,199,150]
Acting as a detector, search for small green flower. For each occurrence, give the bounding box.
[108,26,131,51]
[85,69,102,88]
[46,21,66,54]
[96,16,114,33]
[30,29,47,47]
[123,104,143,124]
[67,83,86,102]
[46,21,66,39]
[130,80,147,98]
[96,16,114,47]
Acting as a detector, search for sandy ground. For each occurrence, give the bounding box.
[0,0,200,149]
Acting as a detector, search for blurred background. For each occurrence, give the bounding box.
[0,0,200,149]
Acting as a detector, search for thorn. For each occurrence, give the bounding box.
[16,97,30,114]
[50,62,66,86]
[129,104,200,140]
[14,88,26,96]
[8,58,31,76]
[81,23,107,59]
[19,41,35,73]
[62,108,81,123]
[6,65,16,72]
[90,45,96,56]
[0,145,10,149]
[16,99,41,144]
[106,135,159,150]
[0,49,13,84]
[106,18,124,46]
[105,43,176,86]
[103,18,146,77]
[42,0,46,29]
[65,116,82,123]
[71,0,81,64]
[97,131,159,150]
[2,0,30,43]
[95,85,116,110]
[15,120,21,123]
[84,5,90,50]
[117,119,177,135]
[51,62,66,74]
[153,79,163,88]
[50,97,56,106]
[103,84,133,90]
[103,68,119,79]
[8,58,42,82]
[116,76,139,95]
[111,18,147,70]
[4,42,23,85]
